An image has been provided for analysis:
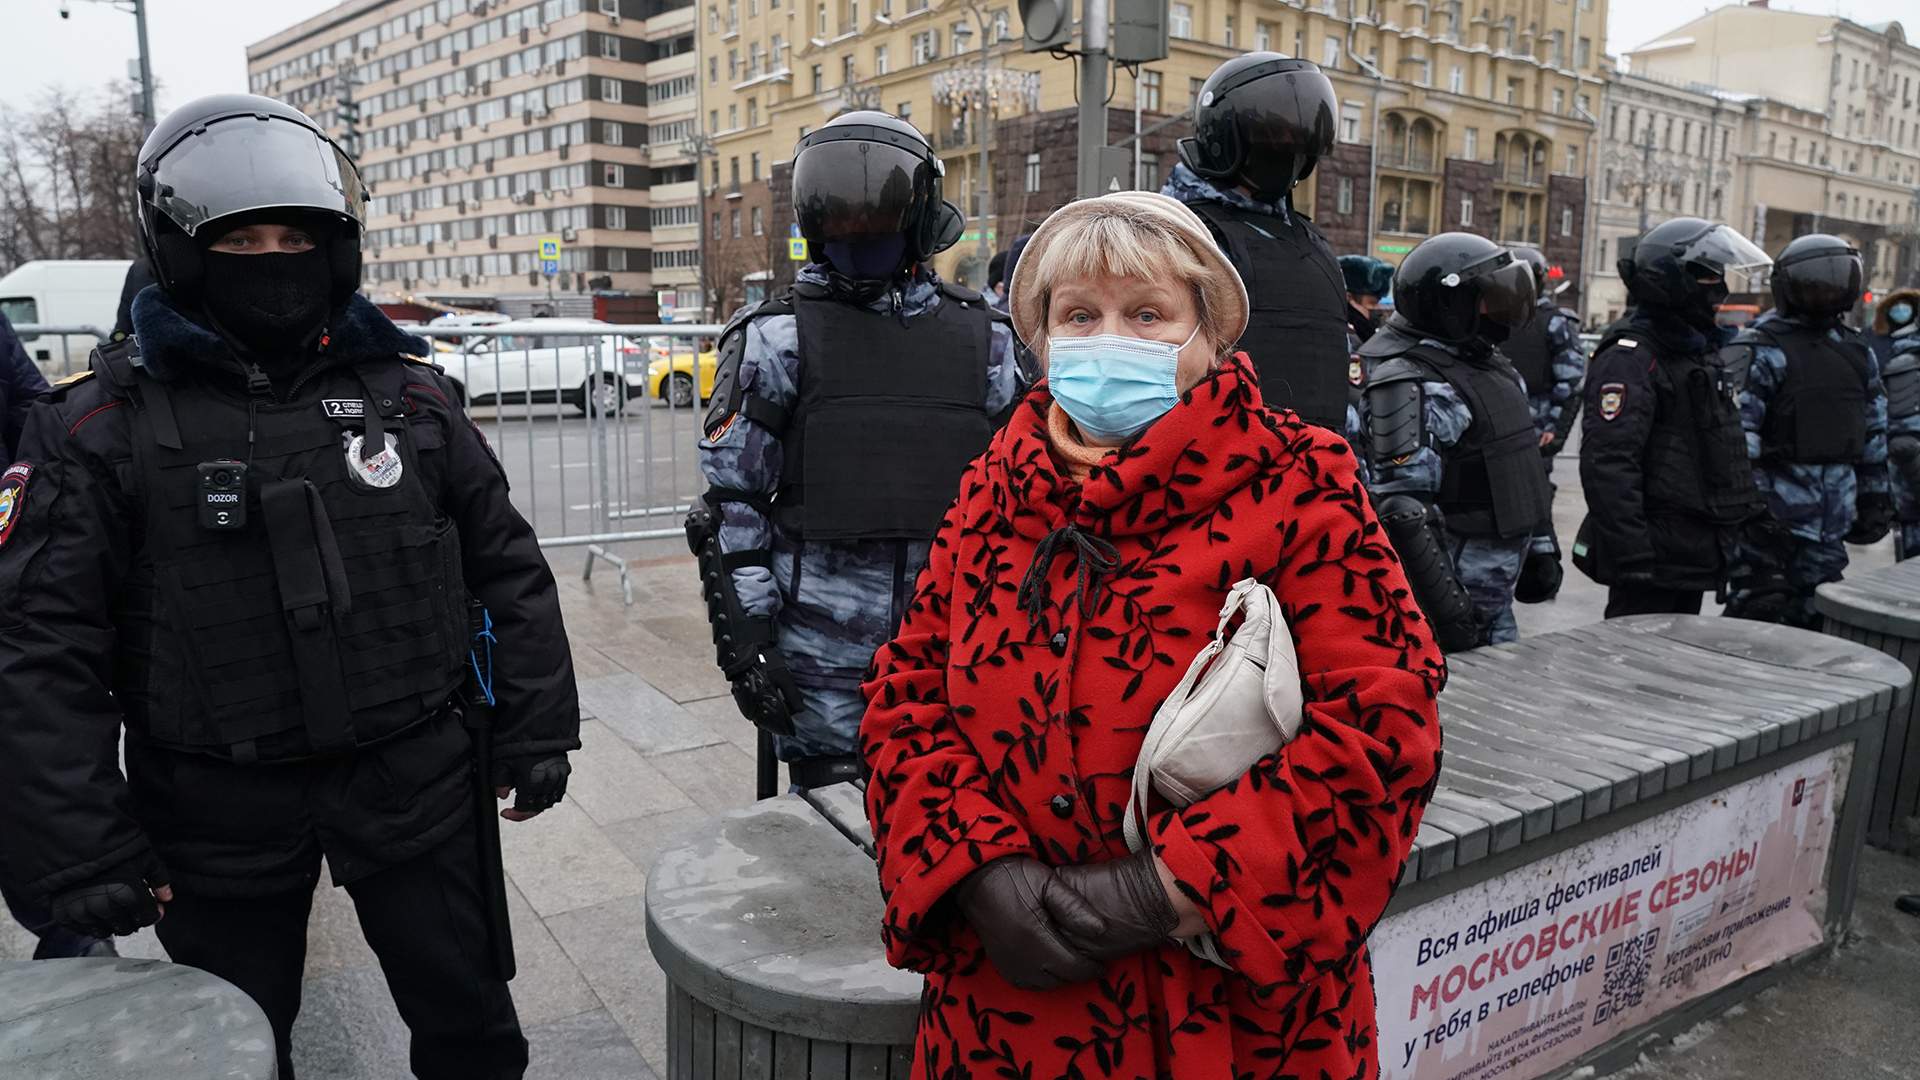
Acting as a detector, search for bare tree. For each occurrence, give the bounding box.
[0,83,146,274]
[703,214,780,323]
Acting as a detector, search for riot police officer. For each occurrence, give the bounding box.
[1361,233,1551,651]
[1880,291,1920,559]
[1723,235,1891,627]
[1339,254,1393,420]
[1575,217,1772,618]
[1164,54,1349,431]
[1504,245,1586,604]
[0,95,579,1078]
[690,112,1019,789]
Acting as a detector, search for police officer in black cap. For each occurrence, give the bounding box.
[690,112,1019,792]
[0,94,578,1078]
[1165,54,1349,431]
[1361,232,1552,651]
[1574,217,1772,618]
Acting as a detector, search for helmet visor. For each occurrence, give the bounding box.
[1675,224,1772,294]
[145,113,366,237]
[791,138,930,244]
[1780,249,1862,316]
[1456,250,1536,330]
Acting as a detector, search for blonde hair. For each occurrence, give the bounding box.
[1025,201,1240,358]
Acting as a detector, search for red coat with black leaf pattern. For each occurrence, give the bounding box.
[860,356,1445,1080]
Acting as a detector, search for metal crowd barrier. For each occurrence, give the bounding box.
[12,324,110,378]
[411,321,725,606]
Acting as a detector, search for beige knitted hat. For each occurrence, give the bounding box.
[1007,190,1250,352]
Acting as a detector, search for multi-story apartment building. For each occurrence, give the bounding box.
[247,0,699,317]
[1623,4,1920,301]
[696,0,1606,316]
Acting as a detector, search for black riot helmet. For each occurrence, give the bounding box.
[1179,54,1337,202]
[136,94,368,307]
[1771,233,1862,321]
[1509,245,1551,300]
[791,111,964,278]
[1618,217,1771,321]
[1391,232,1537,347]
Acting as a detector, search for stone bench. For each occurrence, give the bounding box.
[0,957,276,1078]
[1816,557,1920,850]
[646,615,1909,1080]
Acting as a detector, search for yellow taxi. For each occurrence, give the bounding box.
[644,342,720,408]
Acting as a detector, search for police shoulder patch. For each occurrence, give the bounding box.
[0,463,32,548]
[1598,382,1627,422]
[1348,359,1365,387]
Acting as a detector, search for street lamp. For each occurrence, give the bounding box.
[683,130,718,321]
[949,4,995,268]
[62,0,156,135]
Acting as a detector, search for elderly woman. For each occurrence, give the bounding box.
[860,190,1445,1079]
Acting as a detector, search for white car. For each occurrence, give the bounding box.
[435,322,647,415]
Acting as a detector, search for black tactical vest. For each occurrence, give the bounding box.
[1400,343,1554,540]
[1885,344,1920,424]
[1745,321,1872,464]
[1186,201,1351,430]
[781,284,995,542]
[1604,329,1758,525]
[1501,302,1555,398]
[101,347,467,763]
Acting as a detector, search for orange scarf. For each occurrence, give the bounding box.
[1046,403,1112,482]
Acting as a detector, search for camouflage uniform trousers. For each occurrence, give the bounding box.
[1728,537,1851,630]
[1452,535,1529,645]
[1901,522,1920,562]
[783,680,869,762]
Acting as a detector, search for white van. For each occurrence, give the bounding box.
[0,259,134,370]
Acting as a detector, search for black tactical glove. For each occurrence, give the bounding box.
[954,857,1108,990]
[1513,546,1565,604]
[1049,850,1181,961]
[1847,491,1895,546]
[50,855,169,939]
[493,753,572,817]
[726,629,802,738]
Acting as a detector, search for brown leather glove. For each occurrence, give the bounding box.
[1049,850,1180,960]
[954,856,1108,990]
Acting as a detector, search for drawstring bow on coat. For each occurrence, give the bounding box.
[1017,524,1119,632]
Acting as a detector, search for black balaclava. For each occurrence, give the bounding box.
[1681,277,1729,334]
[197,215,336,366]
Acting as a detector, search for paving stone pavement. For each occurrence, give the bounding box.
[1,456,1914,1079]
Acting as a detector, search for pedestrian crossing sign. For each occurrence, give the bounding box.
[788,237,808,261]
[537,236,562,260]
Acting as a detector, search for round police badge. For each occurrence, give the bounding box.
[342,432,404,489]
[0,463,31,549]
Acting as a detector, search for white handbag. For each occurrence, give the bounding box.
[1121,577,1306,966]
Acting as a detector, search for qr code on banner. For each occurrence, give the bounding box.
[1593,928,1661,1025]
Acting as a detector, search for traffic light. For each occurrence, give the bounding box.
[1112,0,1168,63]
[1017,0,1071,52]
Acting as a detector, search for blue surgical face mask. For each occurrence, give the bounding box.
[1891,302,1916,328]
[1046,327,1196,442]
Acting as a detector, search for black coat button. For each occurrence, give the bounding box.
[1049,631,1069,656]
[1049,794,1075,817]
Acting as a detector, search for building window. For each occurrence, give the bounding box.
[1189,77,1204,104]
[898,100,912,122]
[1139,70,1162,111]
[604,121,622,145]
[1552,88,1564,114]
[748,98,760,125]
[602,35,621,60]
[751,151,762,180]
[709,57,719,83]
[912,31,940,64]
[605,163,625,186]
[729,48,740,80]
[1576,37,1591,68]
[753,207,765,235]
[1322,36,1341,68]
[729,103,738,128]
[1025,152,1041,192]
[1255,21,1272,51]
[729,157,740,187]
[1505,79,1520,105]
[875,44,889,75]
[812,64,824,92]
[817,2,827,33]
[1565,145,1577,172]
[1170,3,1193,38]
[607,205,627,230]
[1449,66,1464,93]
[1337,176,1354,214]
[1340,100,1361,143]
[609,248,628,271]
[1561,207,1573,236]
[601,78,622,103]
[1460,196,1473,226]
[1464,127,1478,160]
[1377,176,1435,235]
[843,55,856,83]
[731,209,742,237]
[1224,15,1235,47]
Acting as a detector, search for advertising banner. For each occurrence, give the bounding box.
[1375,746,1848,1080]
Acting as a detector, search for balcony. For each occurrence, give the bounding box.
[1496,164,1548,188]
[1377,149,1442,174]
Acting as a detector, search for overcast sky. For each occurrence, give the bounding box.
[0,0,1914,120]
